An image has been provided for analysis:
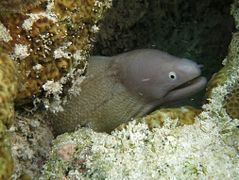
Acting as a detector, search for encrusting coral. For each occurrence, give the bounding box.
[0,0,112,106]
[116,106,200,130]
[206,1,239,119]
[205,39,238,119]
[0,0,44,14]
[0,51,18,180]
[41,110,239,179]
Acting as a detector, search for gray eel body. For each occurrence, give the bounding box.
[50,49,207,135]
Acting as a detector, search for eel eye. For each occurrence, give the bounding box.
[169,71,177,80]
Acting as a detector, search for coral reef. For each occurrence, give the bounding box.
[0,0,112,179]
[0,0,112,106]
[40,51,239,178]
[0,0,237,179]
[41,0,239,179]
[0,51,18,179]
[41,117,239,179]
[198,30,239,151]
[224,84,239,118]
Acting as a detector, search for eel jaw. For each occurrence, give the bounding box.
[162,76,207,103]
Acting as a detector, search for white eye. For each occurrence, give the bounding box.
[168,71,177,80]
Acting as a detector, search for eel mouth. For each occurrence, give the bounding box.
[174,76,204,90]
[163,76,207,103]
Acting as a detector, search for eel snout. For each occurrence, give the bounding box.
[163,75,207,103]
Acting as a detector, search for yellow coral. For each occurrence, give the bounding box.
[0,122,13,180]
[140,106,200,128]
[0,51,18,180]
[224,84,239,119]
[117,106,201,130]
[221,32,239,119]
[0,0,112,178]
[0,0,44,14]
[0,0,111,102]
[0,52,18,126]
[205,32,239,119]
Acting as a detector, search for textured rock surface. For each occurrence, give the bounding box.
[10,113,53,179]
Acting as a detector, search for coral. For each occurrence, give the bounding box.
[117,106,200,130]
[224,82,239,119]
[0,0,112,105]
[41,118,239,179]
[0,0,237,179]
[0,0,112,178]
[137,106,200,127]
[205,1,239,119]
[205,37,238,118]
[0,0,44,14]
[0,51,18,180]
[0,123,13,180]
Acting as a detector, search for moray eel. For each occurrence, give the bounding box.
[50,49,207,135]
